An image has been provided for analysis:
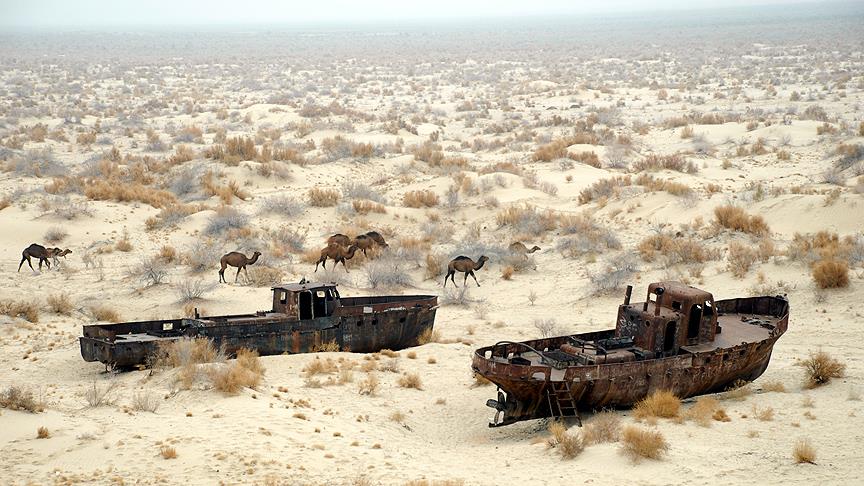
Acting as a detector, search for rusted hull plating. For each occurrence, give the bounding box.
[472,295,788,426]
[80,296,437,368]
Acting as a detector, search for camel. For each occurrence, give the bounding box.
[315,244,359,272]
[48,248,72,267]
[18,243,55,272]
[509,242,541,255]
[327,233,352,247]
[353,234,375,256]
[364,231,389,249]
[219,251,261,283]
[444,255,489,288]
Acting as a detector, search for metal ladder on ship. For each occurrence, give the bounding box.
[545,381,581,425]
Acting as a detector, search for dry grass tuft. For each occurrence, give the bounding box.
[1,386,43,412]
[728,241,758,278]
[403,190,440,208]
[0,299,40,323]
[792,439,816,464]
[761,380,786,393]
[417,327,442,345]
[311,340,341,353]
[397,372,423,390]
[812,259,849,289]
[801,350,846,388]
[358,374,379,396]
[47,293,74,315]
[89,305,121,322]
[684,397,727,427]
[582,411,621,444]
[308,187,341,207]
[753,406,774,421]
[37,426,50,439]
[501,265,514,280]
[160,445,178,459]
[714,205,770,236]
[633,390,680,420]
[619,425,669,462]
[722,380,753,401]
[210,348,265,394]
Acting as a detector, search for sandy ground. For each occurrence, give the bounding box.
[1,13,864,485]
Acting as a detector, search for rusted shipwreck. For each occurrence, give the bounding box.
[80,282,437,368]
[473,282,789,426]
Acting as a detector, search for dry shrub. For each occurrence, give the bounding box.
[633,390,680,420]
[47,293,74,315]
[0,386,43,412]
[398,372,423,390]
[159,245,177,263]
[308,187,341,207]
[683,397,726,427]
[311,340,341,353]
[793,439,816,464]
[501,265,514,280]
[582,411,621,444]
[632,153,696,173]
[801,350,846,388]
[570,151,601,168]
[84,180,176,208]
[722,380,753,401]
[578,175,632,204]
[637,234,712,265]
[619,425,669,462]
[424,253,444,280]
[403,190,440,208]
[728,241,758,278]
[352,199,386,214]
[0,300,40,323]
[761,380,786,393]
[132,391,160,412]
[754,405,774,421]
[358,374,379,396]
[89,305,121,322]
[812,259,849,289]
[634,174,693,196]
[712,409,731,422]
[303,357,339,377]
[160,445,178,459]
[211,348,265,394]
[714,205,770,236]
[36,426,50,439]
[246,266,284,287]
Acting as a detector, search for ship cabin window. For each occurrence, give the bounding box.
[663,321,677,353]
[299,291,313,320]
[313,290,328,318]
[703,300,714,316]
[671,300,682,311]
[279,290,288,305]
[687,304,702,339]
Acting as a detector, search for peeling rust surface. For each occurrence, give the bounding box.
[80,282,437,368]
[473,282,789,427]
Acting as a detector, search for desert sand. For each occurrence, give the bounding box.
[1,4,863,485]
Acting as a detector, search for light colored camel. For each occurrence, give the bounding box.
[444,255,489,288]
[315,244,359,272]
[48,248,72,267]
[509,241,541,255]
[219,251,261,283]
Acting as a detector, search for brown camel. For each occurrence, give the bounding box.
[327,233,352,247]
[509,241,541,255]
[48,248,72,267]
[219,251,261,283]
[315,244,359,272]
[353,234,375,256]
[18,243,55,272]
[444,255,489,288]
[364,231,389,249]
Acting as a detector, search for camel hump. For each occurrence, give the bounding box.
[451,255,471,262]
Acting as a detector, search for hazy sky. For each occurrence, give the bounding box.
[1,0,816,27]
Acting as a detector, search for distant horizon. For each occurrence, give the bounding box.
[1,0,858,31]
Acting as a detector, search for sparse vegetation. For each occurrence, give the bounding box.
[619,425,669,462]
[714,205,770,236]
[0,386,43,412]
[792,439,816,464]
[633,390,681,420]
[801,350,846,388]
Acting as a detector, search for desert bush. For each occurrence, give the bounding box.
[131,391,160,412]
[85,380,117,407]
[533,318,561,338]
[156,337,225,388]
[812,259,848,289]
[46,293,74,315]
[182,240,219,273]
[246,266,284,287]
[160,446,178,459]
[417,327,443,345]
[632,153,697,174]
[260,195,306,216]
[728,241,758,278]
[358,374,380,396]
[578,176,632,204]
[365,257,413,289]
[633,390,680,420]
[36,426,50,439]
[397,372,423,390]
[637,234,712,265]
[620,426,669,462]
[5,148,66,177]
[159,245,177,263]
[501,265,514,280]
[495,204,559,236]
[44,226,68,244]
[131,256,169,286]
[84,180,176,208]
[403,190,440,208]
[793,439,816,464]
[582,411,621,444]
[684,397,725,427]
[350,199,387,215]
[89,305,121,322]
[210,348,265,394]
[588,255,638,294]
[204,206,249,236]
[424,253,444,280]
[0,299,39,323]
[177,279,213,302]
[714,205,770,236]
[0,386,43,412]
[308,187,341,207]
[801,350,846,388]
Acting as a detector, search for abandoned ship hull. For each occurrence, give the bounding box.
[80,290,437,368]
[473,294,788,426]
